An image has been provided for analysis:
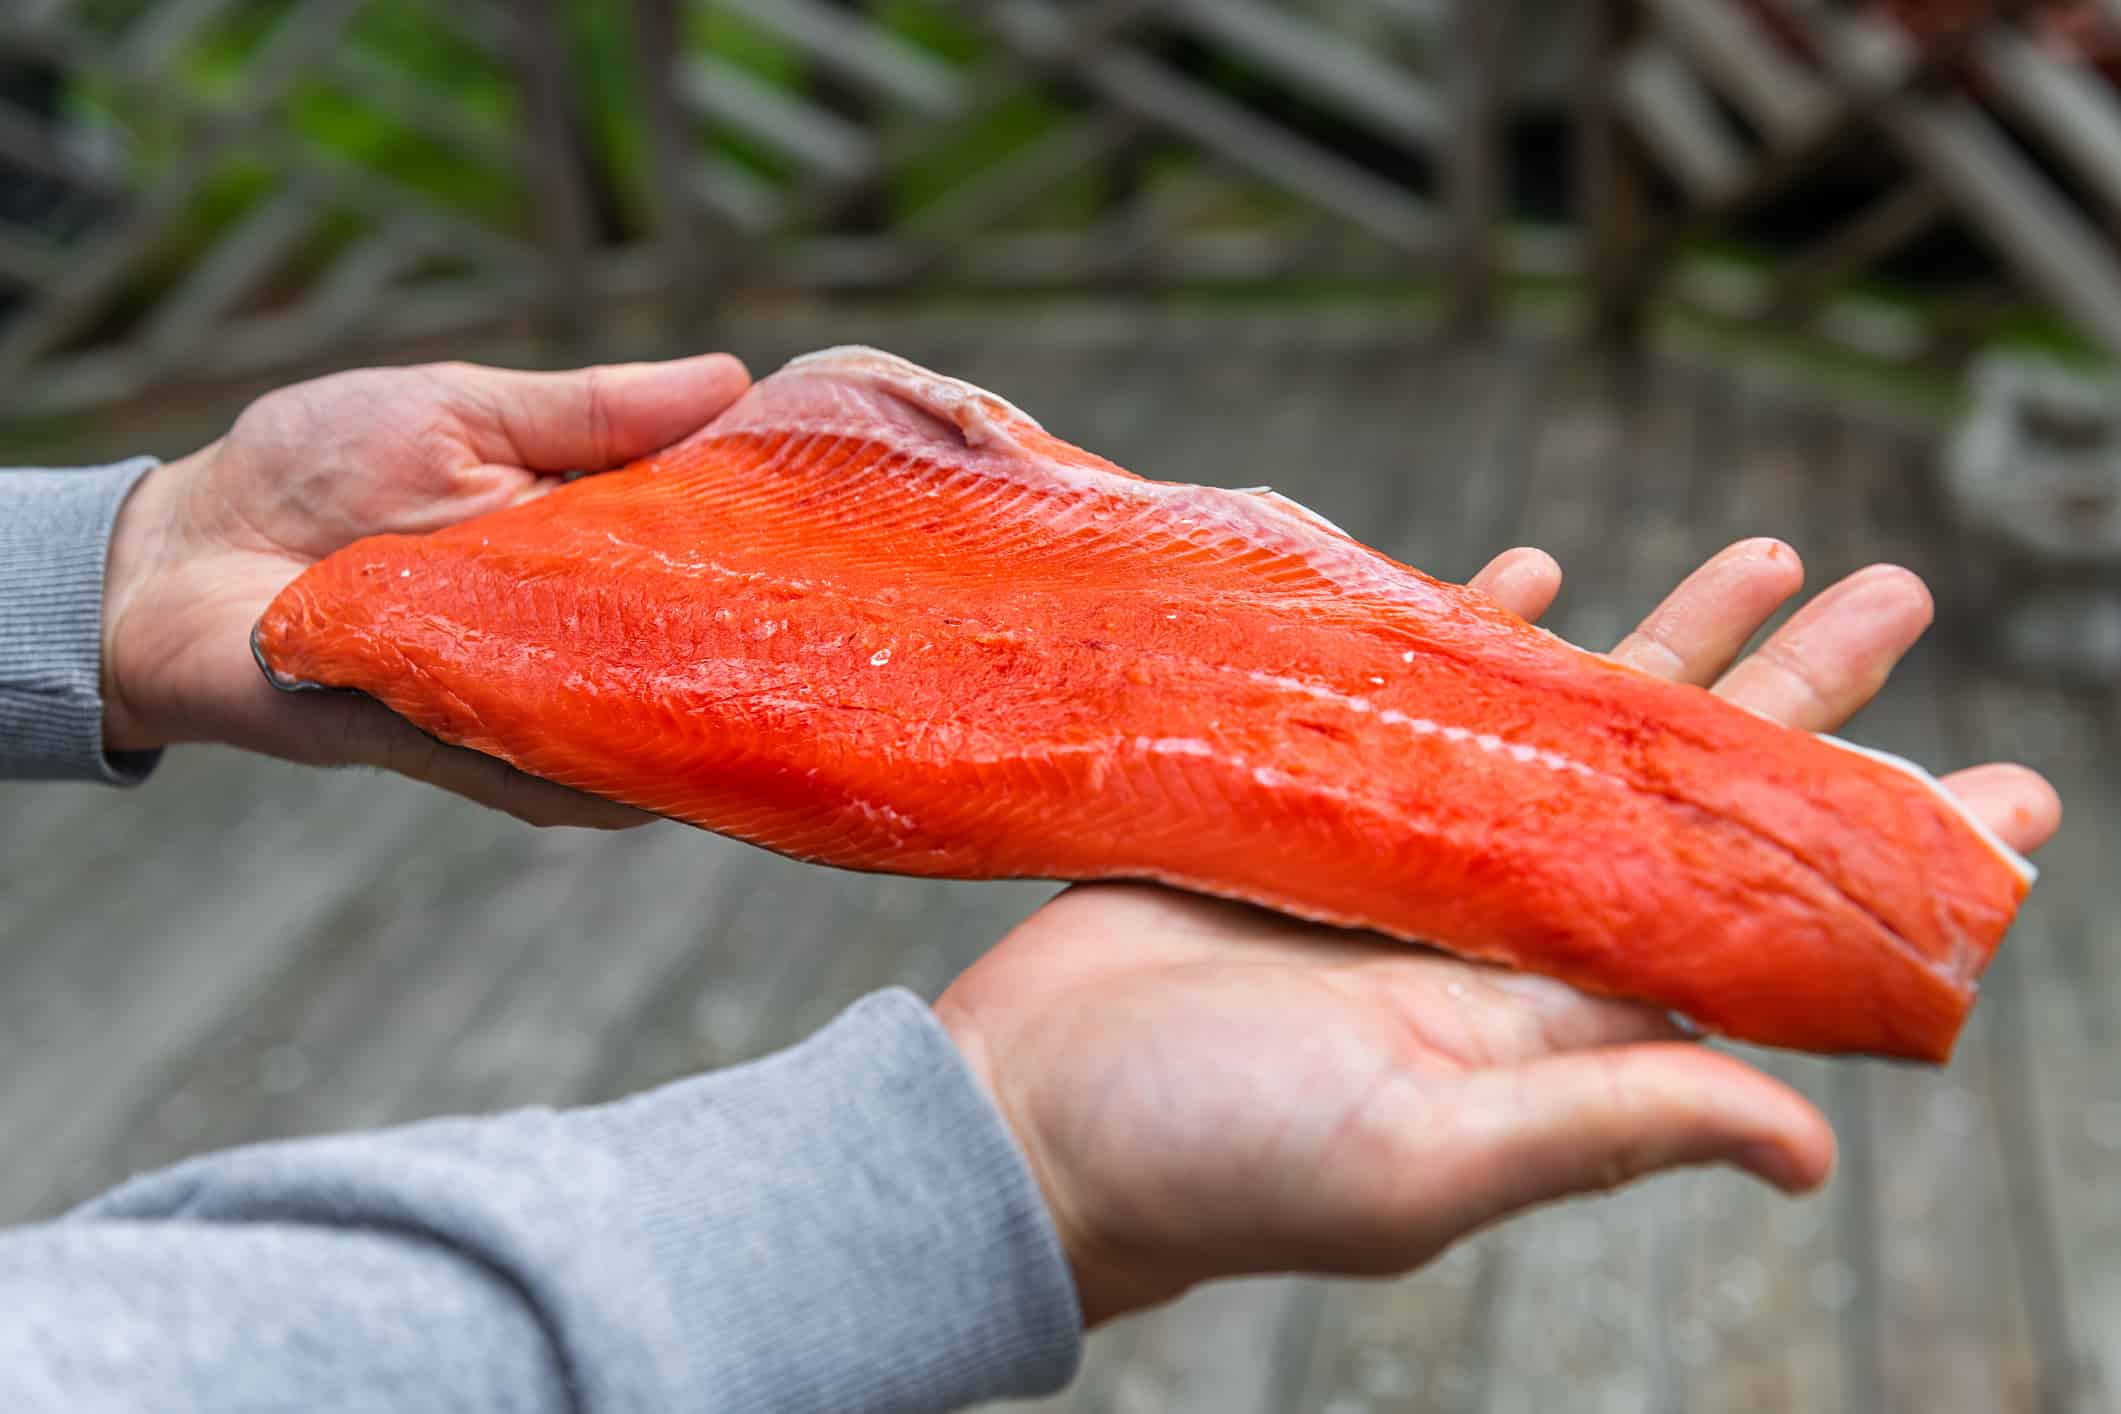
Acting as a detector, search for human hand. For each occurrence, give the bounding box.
[99,353,752,825]
[936,539,2062,1326]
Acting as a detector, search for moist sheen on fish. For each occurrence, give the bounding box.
[254,347,2036,1061]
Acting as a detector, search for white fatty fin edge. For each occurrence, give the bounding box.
[1814,733,2038,887]
[1229,486,1356,538]
[786,352,1353,532]
[783,346,1048,446]
[1255,489,1355,539]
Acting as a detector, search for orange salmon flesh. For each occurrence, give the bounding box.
[254,348,2036,1061]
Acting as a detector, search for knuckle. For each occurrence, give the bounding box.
[580,364,615,468]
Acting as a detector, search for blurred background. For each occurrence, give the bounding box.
[0,2,2117,1410]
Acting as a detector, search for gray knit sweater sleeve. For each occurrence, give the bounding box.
[1,989,1085,1412]
[0,460,164,783]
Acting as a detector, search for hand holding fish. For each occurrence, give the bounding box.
[934,543,2060,1327]
[78,350,2065,1338]
[98,354,753,825]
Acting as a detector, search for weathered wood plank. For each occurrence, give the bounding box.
[1581,0,1659,347]
[1639,0,1832,143]
[985,0,1436,251]
[510,0,597,351]
[1827,406,2044,1414]
[137,187,318,364]
[1977,26,2121,224]
[0,752,436,1219]
[29,786,635,1197]
[241,229,426,354]
[677,55,876,183]
[689,156,783,235]
[1161,0,1446,153]
[1963,677,2121,1414]
[624,0,714,330]
[719,0,962,116]
[1618,42,1749,202]
[1446,0,1512,333]
[1859,693,2040,1412]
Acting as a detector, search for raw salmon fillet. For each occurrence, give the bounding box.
[254,347,2035,1060]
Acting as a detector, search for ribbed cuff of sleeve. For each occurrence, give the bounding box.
[0,459,165,784]
[576,988,1086,1412]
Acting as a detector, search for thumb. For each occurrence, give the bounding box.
[1426,1044,1835,1234]
[438,352,753,473]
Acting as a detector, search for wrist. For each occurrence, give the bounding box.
[101,448,207,750]
[932,996,1171,1328]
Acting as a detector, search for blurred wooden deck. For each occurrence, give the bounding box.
[2,307,2114,1414]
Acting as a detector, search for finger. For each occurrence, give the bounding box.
[370,719,654,830]
[311,697,653,830]
[1942,762,2063,855]
[439,353,753,473]
[1416,1045,1835,1243]
[1712,564,1934,732]
[1608,538,1805,683]
[1468,548,1562,623]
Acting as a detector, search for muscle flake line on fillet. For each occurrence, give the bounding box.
[1814,733,2037,888]
[1003,736,1940,1031]
[1215,666,1613,786]
[1130,713,1947,1006]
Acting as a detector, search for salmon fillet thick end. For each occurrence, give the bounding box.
[254,347,2036,1062]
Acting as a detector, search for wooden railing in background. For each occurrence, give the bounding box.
[6,1,2121,415]
[616,0,1543,328]
[0,0,1522,415]
[1590,0,2121,368]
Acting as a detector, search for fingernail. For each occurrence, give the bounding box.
[1732,536,1795,567]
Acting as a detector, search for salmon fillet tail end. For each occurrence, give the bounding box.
[252,346,2036,1063]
